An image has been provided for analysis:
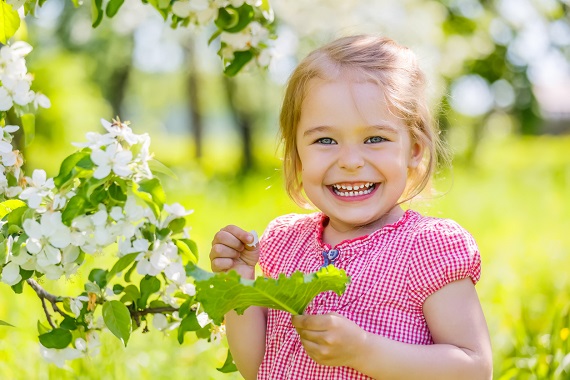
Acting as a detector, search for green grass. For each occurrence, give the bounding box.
[1,134,569,379]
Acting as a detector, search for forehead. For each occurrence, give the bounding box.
[298,77,403,132]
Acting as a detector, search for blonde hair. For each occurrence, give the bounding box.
[279,34,448,207]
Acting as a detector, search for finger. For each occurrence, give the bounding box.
[211,229,246,252]
[211,257,235,272]
[291,315,329,331]
[222,225,255,247]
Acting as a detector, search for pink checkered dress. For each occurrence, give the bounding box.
[257,209,481,379]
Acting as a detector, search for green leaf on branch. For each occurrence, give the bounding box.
[215,5,254,33]
[176,238,198,264]
[168,218,185,234]
[102,300,131,346]
[0,199,26,219]
[217,349,238,373]
[224,50,253,77]
[147,159,178,179]
[88,268,108,289]
[39,328,73,349]
[105,0,124,17]
[61,195,87,226]
[91,0,104,27]
[133,178,164,217]
[138,276,160,309]
[120,284,140,303]
[0,320,14,327]
[177,312,201,344]
[107,252,139,282]
[187,264,350,325]
[0,1,20,44]
[54,151,91,187]
[138,178,165,208]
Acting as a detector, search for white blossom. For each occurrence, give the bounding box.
[100,118,140,146]
[1,261,22,285]
[19,169,55,209]
[39,345,84,368]
[70,296,89,317]
[72,132,115,149]
[91,143,133,179]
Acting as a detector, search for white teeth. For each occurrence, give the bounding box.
[332,183,375,197]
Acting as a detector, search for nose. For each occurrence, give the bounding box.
[337,144,364,170]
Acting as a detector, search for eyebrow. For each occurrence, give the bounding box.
[302,124,399,137]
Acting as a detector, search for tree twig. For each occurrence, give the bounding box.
[26,279,69,328]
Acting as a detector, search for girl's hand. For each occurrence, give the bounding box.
[292,312,368,368]
[210,225,259,280]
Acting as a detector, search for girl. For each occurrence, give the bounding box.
[210,35,492,379]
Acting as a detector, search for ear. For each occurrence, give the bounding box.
[408,140,424,169]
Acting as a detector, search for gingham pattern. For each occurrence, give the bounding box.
[257,209,481,380]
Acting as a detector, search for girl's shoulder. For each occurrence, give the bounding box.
[406,212,481,301]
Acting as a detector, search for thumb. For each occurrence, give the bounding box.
[243,230,259,251]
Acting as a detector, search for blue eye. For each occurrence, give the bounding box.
[316,137,337,145]
[365,136,386,144]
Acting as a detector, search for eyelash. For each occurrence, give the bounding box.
[315,137,337,145]
[365,136,387,143]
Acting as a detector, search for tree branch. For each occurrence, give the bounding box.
[26,279,70,329]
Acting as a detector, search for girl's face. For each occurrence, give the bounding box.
[296,77,423,236]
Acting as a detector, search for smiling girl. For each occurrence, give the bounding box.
[210,35,492,380]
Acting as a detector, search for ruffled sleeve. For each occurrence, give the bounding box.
[408,218,481,308]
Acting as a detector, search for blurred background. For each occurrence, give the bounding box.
[1,0,569,378]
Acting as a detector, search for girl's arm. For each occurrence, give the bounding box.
[225,307,268,380]
[210,225,268,379]
[292,278,492,380]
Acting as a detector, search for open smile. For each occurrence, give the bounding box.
[330,182,377,197]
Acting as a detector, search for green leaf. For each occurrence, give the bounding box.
[109,181,127,202]
[0,199,27,219]
[54,151,91,187]
[61,194,87,226]
[176,239,198,264]
[147,159,178,179]
[60,316,78,330]
[216,5,254,33]
[105,0,124,17]
[88,268,108,289]
[0,320,14,327]
[102,300,131,346]
[106,252,139,282]
[138,276,161,309]
[177,312,201,344]
[132,182,160,218]
[217,349,238,373]
[120,284,140,303]
[37,321,50,335]
[178,298,193,319]
[137,178,165,209]
[39,328,73,349]
[224,50,253,77]
[0,1,20,44]
[168,218,185,234]
[188,264,350,325]
[21,113,35,146]
[91,0,104,27]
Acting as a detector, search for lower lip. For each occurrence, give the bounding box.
[329,185,378,202]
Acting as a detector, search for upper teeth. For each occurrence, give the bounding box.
[331,183,375,197]
[333,183,373,191]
